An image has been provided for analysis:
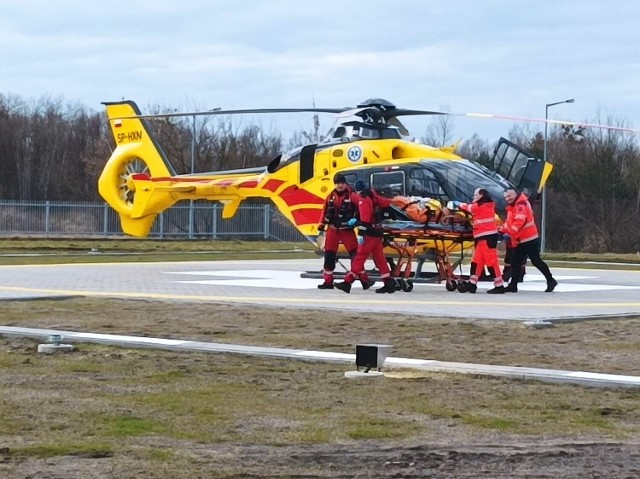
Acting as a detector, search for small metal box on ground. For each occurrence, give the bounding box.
[355,344,393,372]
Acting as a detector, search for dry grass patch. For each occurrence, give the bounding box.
[3,297,640,477]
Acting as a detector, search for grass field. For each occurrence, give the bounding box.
[0,237,639,267]
[1,238,640,477]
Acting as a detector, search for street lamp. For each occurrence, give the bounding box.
[541,98,574,253]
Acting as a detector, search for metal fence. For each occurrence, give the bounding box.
[0,200,307,242]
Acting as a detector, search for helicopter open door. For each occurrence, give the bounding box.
[491,138,553,199]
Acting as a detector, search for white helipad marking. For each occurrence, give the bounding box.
[520,274,596,281]
[169,270,321,289]
[168,270,640,293]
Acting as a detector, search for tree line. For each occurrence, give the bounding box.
[1,94,638,253]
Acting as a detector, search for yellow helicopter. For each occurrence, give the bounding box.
[98,98,552,243]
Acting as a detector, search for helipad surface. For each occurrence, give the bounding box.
[0,258,638,320]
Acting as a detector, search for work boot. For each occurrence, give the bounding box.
[545,278,558,293]
[317,282,334,290]
[504,284,518,293]
[375,280,396,294]
[361,279,376,290]
[334,281,351,294]
[487,285,505,294]
[466,282,477,294]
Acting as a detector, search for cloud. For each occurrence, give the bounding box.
[1,0,639,142]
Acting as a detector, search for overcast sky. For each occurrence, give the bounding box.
[2,0,639,142]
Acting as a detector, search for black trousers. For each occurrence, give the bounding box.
[509,238,553,285]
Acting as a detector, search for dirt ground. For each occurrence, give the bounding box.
[4,440,640,478]
[2,298,640,478]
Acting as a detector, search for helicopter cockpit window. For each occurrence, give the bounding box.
[370,171,405,198]
[408,169,447,200]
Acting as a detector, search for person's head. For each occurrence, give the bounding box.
[333,173,348,192]
[473,188,492,204]
[354,180,367,193]
[504,187,518,205]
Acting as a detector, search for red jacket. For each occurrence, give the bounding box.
[357,190,392,236]
[319,187,359,229]
[502,193,539,244]
[458,200,499,239]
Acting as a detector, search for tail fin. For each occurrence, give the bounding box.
[99,101,176,237]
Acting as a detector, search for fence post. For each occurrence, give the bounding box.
[263,204,270,239]
[45,201,50,236]
[212,203,218,240]
[188,200,194,239]
[159,212,164,239]
[103,203,109,237]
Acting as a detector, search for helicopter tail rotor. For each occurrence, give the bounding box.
[99,100,179,236]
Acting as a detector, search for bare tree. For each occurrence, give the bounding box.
[420,105,455,147]
[549,116,640,252]
[456,134,493,167]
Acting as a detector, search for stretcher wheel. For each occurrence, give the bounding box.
[401,280,414,292]
[445,280,457,292]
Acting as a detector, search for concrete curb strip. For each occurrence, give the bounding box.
[2,326,640,389]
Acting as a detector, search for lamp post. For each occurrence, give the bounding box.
[188,114,196,239]
[541,98,574,253]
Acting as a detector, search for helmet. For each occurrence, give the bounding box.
[354,180,367,192]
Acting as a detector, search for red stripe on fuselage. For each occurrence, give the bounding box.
[291,208,323,226]
[279,186,324,206]
[149,176,210,183]
[213,179,236,187]
[262,179,284,192]
[239,180,259,188]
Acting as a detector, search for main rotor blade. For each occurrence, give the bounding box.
[455,112,640,134]
[387,108,450,117]
[116,107,349,120]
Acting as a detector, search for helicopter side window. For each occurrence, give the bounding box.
[497,147,518,180]
[370,171,405,198]
[408,169,447,201]
[358,127,377,139]
[333,126,347,139]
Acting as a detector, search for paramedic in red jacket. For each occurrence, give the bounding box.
[334,187,396,294]
[500,187,557,293]
[316,173,361,289]
[447,188,505,294]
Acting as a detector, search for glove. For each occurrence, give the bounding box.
[317,223,325,232]
[357,236,364,245]
[347,218,357,227]
[500,233,510,242]
[446,200,461,210]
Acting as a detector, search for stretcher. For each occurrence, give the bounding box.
[300,204,474,290]
[381,216,474,292]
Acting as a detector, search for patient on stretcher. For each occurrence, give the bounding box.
[384,196,471,232]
